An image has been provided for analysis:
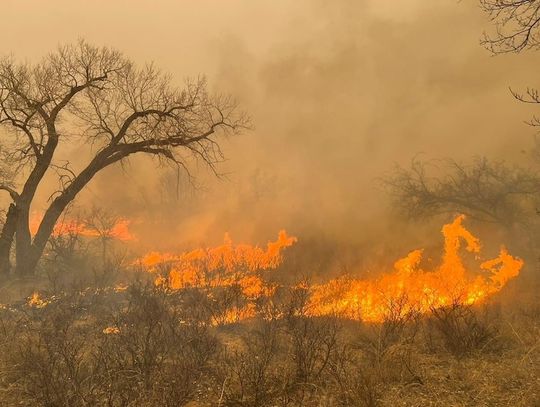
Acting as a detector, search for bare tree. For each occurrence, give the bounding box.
[382,157,540,228]
[0,40,247,276]
[480,0,540,53]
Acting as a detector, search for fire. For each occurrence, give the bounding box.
[212,303,258,326]
[306,215,523,322]
[27,292,49,308]
[138,230,297,297]
[135,216,525,324]
[102,326,120,335]
[29,213,135,241]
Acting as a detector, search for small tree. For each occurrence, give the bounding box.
[0,40,247,276]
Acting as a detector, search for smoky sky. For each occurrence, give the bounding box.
[1,0,540,252]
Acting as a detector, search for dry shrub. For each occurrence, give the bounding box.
[0,270,535,406]
[285,315,341,385]
[206,284,248,326]
[360,295,420,355]
[425,302,500,357]
[1,295,102,406]
[0,284,218,406]
[327,344,381,407]
[216,320,287,406]
[96,284,218,406]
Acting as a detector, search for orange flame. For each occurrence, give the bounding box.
[22,217,524,327]
[138,230,296,295]
[135,216,524,324]
[102,326,120,335]
[306,215,523,322]
[27,292,49,308]
[30,214,135,241]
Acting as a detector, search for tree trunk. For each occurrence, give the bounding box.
[10,129,60,276]
[22,177,95,275]
[14,203,36,276]
[26,202,65,275]
[0,204,18,275]
[13,148,126,276]
[14,246,41,276]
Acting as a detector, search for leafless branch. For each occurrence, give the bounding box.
[480,0,540,53]
[381,157,540,228]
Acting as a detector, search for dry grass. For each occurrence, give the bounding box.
[0,279,537,406]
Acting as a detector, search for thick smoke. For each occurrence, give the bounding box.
[1,0,539,270]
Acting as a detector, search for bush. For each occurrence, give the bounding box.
[216,320,287,406]
[425,302,499,357]
[0,284,218,406]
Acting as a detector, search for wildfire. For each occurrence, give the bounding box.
[102,326,120,335]
[27,292,49,308]
[19,215,499,327]
[29,213,135,241]
[137,216,523,324]
[137,230,297,298]
[306,215,523,322]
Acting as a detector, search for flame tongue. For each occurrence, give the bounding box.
[139,230,297,294]
[306,215,523,322]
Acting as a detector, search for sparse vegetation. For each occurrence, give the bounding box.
[0,270,536,406]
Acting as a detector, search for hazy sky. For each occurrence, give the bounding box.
[1,1,539,249]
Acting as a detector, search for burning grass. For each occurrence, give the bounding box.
[134,215,523,324]
[307,215,522,322]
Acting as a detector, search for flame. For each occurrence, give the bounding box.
[211,303,258,326]
[113,284,129,292]
[27,292,49,308]
[135,230,296,324]
[137,216,522,325]
[29,213,135,241]
[138,230,297,297]
[102,326,120,335]
[306,215,523,322]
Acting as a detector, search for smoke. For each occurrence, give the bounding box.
[1,0,540,265]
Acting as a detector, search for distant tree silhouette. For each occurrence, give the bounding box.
[383,157,540,228]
